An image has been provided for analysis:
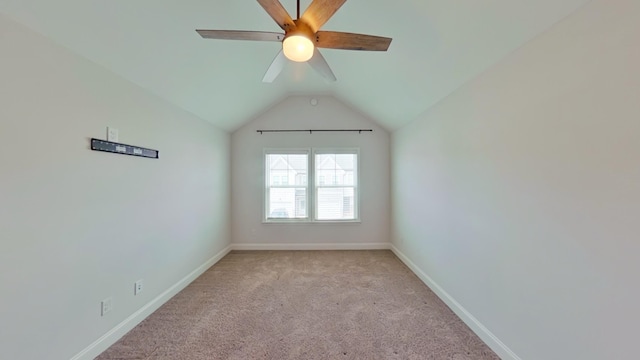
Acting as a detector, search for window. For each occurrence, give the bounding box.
[314,150,358,221]
[265,150,309,220]
[264,148,359,222]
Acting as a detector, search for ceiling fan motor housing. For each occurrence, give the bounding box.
[286,20,314,40]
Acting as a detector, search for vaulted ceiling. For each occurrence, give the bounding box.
[0,0,591,131]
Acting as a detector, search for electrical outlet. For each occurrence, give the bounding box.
[107,127,119,142]
[101,297,113,316]
[134,279,144,295]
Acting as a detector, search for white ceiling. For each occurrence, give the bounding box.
[0,0,591,131]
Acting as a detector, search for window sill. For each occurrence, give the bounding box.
[262,219,361,224]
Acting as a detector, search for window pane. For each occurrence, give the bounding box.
[335,154,355,170]
[317,187,355,220]
[316,153,357,186]
[268,154,307,186]
[268,188,307,218]
[316,154,335,184]
[336,154,356,185]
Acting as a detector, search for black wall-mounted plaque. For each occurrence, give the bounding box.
[91,138,159,159]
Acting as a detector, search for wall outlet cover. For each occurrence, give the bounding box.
[101,297,113,316]
[107,127,119,142]
[134,279,144,295]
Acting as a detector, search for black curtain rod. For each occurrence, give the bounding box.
[257,129,373,134]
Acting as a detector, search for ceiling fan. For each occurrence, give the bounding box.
[196,0,392,82]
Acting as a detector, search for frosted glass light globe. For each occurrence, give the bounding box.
[283,35,314,62]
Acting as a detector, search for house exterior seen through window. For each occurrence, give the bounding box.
[264,149,359,222]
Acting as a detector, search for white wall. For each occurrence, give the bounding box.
[391,1,640,359]
[0,15,230,360]
[231,96,390,247]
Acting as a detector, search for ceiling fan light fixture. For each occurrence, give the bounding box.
[197,0,392,82]
[282,34,314,62]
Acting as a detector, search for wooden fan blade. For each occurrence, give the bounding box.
[301,0,346,33]
[257,0,296,31]
[308,48,336,82]
[315,31,392,51]
[263,50,287,83]
[196,30,284,42]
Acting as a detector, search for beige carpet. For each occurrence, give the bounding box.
[97,250,499,359]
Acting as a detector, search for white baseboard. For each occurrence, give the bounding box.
[390,245,521,360]
[232,242,392,251]
[71,244,233,360]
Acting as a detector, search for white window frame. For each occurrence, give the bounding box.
[263,147,360,223]
[313,148,360,222]
[264,148,310,223]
